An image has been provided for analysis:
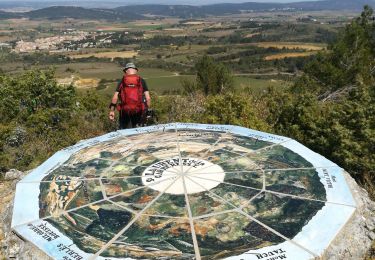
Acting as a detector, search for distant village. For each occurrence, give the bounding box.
[12,30,115,53]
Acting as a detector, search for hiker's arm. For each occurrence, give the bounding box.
[109,91,119,121]
[111,91,119,105]
[144,91,151,107]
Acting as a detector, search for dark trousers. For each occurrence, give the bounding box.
[119,110,143,129]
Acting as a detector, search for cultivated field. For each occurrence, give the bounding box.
[253,42,326,51]
[68,51,138,60]
[264,51,318,60]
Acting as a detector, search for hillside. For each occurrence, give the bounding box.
[25,6,145,21]
[0,11,21,19]
[0,0,374,20]
[116,0,375,17]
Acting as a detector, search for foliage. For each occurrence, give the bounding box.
[265,6,375,198]
[202,92,270,131]
[301,6,375,95]
[0,69,114,174]
[154,92,270,132]
[194,55,234,95]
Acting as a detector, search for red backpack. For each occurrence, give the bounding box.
[117,75,145,113]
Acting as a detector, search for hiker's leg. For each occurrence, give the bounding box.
[119,110,126,129]
[135,112,143,127]
[140,110,147,126]
[128,112,142,128]
[125,114,132,129]
[120,111,132,129]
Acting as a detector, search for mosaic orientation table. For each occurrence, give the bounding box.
[12,123,356,260]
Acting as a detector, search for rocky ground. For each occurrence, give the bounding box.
[0,169,374,260]
[0,170,51,260]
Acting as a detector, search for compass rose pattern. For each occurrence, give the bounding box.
[12,123,356,260]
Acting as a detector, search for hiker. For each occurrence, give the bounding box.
[109,63,151,129]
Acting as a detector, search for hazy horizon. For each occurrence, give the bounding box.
[0,0,322,4]
[0,0,321,1]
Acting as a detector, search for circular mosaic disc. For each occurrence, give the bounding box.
[12,123,356,260]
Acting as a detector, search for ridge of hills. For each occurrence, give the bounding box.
[26,6,145,21]
[116,0,375,17]
[0,6,145,21]
[0,0,374,20]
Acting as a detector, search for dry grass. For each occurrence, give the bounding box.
[264,51,318,60]
[244,32,261,38]
[74,78,100,89]
[254,42,325,51]
[56,76,74,86]
[68,51,138,61]
[183,21,205,25]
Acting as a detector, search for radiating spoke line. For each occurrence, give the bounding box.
[128,133,181,148]
[239,189,264,209]
[192,209,238,220]
[185,176,241,211]
[145,162,181,174]
[98,178,107,199]
[90,176,181,259]
[140,213,189,219]
[20,170,257,184]
[262,169,266,190]
[188,169,262,176]
[67,141,137,163]
[262,167,316,172]
[185,139,291,175]
[63,134,134,164]
[181,127,236,174]
[95,161,118,184]
[108,200,138,214]
[177,135,184,174]
[175,124,184,174]
[103,175,148,181]
[100,161,118,176]
[20,177,104,184]
[13,175,177,229]
[184,176,318,258]
[200,147,246,160]
[189,175,262,192]
[186,176,261,215]
[188,170,253,176]
[237,210,318,257]
[126,140,181,166]
[210,143,268,191]
[182,176,201,260]
[77,135,180,172]
[263,165,341,172]
[110,132,182,174]
[70,212,93,222]
[123,132,179,148]
[20,169,177,185]
[263,189,355,208]
[101,159,180,175]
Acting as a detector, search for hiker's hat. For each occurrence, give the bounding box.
[123,63,138,72]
